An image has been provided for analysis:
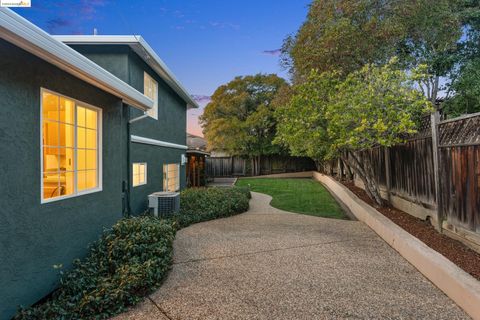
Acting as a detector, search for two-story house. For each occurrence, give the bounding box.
[0,8,198,319]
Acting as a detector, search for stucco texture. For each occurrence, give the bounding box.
[0,40,125,319]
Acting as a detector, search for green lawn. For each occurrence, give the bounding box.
[236,178,346,219]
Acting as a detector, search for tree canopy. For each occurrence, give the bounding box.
[275,59,431,205]
[282,0,479,110]
[200,74,288,159]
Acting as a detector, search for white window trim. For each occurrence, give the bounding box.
[132,162,148,187]
[40,88,103,204]
[164,163,180,192]
[144,72,158,120]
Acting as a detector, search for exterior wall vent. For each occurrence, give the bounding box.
[148,192,180,217]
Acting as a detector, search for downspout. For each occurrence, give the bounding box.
[125,110,149,216]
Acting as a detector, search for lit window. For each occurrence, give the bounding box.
[144,72,158,119]
[41,89,101,202]
[132,163,147,187]
[163,163,180,192]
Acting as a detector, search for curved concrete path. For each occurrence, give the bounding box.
[114,192,468,320]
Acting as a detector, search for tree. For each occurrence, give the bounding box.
[281,0,477,107]
[274,70,339,170]
[276,59,431,206]
[327,59,431,205]
[443,57,480,116]
[281,0,405,82]
[395,0,464,103]
[200,74,288,175]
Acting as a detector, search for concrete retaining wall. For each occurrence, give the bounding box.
[313,172,480,320]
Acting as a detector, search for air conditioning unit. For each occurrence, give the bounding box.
[148,191,180,217]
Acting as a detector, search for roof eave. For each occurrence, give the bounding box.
[53,35,200,109]
[0,9,153,111]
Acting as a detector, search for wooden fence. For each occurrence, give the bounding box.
[206,155,316,177]
[354,111,480,244]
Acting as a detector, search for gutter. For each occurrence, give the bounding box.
[0,8,153,112]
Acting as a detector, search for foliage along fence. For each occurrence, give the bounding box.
[352,111,480,244]
[206,155,316,177]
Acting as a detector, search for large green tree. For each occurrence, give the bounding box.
[282,0,478,107]
[281,0,404,81]
[200,74,288,175]
[276,59,431,206]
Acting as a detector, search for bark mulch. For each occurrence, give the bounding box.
[342,181,480,282]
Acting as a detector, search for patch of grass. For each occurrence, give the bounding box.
[236,178,346,219]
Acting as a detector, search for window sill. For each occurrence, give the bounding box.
[41,187,103,204]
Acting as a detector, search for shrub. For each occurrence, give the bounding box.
[173,186,250,229]
[14,217,176,320]
[14,187,250,320]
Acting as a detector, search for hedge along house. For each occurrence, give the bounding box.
[0,9,197,319]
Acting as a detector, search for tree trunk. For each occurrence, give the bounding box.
[342,151,384,207]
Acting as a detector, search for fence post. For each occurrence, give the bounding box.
[384,147,391,203]
[431,111,442,232]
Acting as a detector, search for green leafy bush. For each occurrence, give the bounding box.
[174,186,250,229]
[14,217,176,320]
[14,187,250,320]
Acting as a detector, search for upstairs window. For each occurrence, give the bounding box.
[144,72,158,119]
[132,163,147,187]
[163,163,180,192]
[41,89,101,202]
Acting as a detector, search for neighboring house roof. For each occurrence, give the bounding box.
[0,8,153,111]
[187,133,209,155]
[53,35,200,110]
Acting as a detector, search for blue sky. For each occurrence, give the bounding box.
[13,0,311,135]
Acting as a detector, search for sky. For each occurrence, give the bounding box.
[13,0,311,136]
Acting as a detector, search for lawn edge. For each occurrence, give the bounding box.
[236,176,347,219]
[313,172,480,320]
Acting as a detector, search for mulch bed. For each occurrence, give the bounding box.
[342,181,480,281]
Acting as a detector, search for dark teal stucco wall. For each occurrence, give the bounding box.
[69,44,188,214]
[0,40,125,320]
[127,49,187,213]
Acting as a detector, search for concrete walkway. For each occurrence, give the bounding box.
[114,192,468,320]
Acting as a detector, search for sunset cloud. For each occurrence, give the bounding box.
[262,49,281,56]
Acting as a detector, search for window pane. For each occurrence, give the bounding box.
[133,173,140,186]
[59,171,74,196]
[59,123,74,148]
[59,147,74,171]
[77,170,86,191]
[133,163,139,176]
[59,98,74,124]
[43,172,60,199]
[85,170,97,189]
[86,129,96,149]
[85,108,97,129]
[77,149,86,170]
[77,127,86,149]
[77,106,86,127]
[42,92,58,121]
[43,147,59,172]
[43,121,59,146]
[86,150,97,170]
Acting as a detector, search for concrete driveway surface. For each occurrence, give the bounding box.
[114,192,468,320]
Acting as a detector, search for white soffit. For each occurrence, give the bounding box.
[0,8,153,111]
[53,35,200,109]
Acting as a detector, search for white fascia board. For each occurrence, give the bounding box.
[53,35,200,110]
[131,135,188,150]
[0,9,153,111]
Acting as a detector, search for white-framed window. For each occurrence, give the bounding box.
[163,163,180,192]
[144,72,158,119]
[41,88,102,203]
[132,162,147,187]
